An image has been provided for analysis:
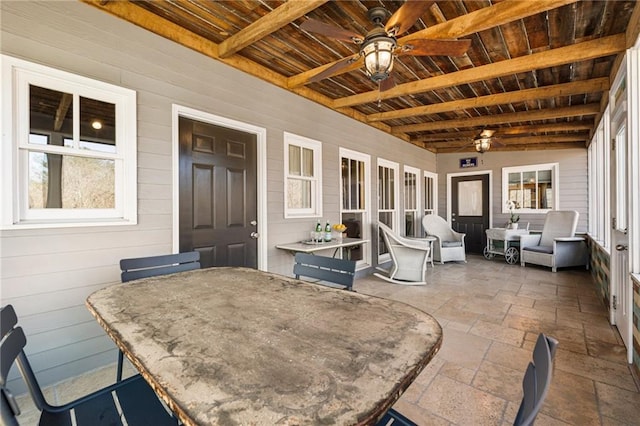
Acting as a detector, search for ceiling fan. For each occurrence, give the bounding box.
[300,1,471,90]
[471,129,503,153]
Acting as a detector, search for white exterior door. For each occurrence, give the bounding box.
[609,60,633,363]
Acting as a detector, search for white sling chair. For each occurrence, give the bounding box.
[374,222,431,285]
[520,210,588,272]
[422,215,467,263]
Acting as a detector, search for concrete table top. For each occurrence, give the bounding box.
[86,267,442,425]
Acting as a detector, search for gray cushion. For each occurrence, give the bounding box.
[442,241,463,248]
[523,245,553,254]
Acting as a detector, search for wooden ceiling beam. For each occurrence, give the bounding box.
[437,141,585,153]
[413,122,595,142]
[627,1,640,48]
[218,0,327,59]
[288,0,579,88]
[393,104,600,133]
[53,93,72,132]
[426,133,588,149]
[335,34,625,109]
[367,78,609,122]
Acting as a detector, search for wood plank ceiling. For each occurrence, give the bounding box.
[84,0,640,153]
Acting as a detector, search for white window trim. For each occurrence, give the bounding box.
[377,158,399,264]
[283,132,322,219]
[339,147,371,214]
[423,170,438,215]
[377,158,400,231]
[403,165,420,237]
[588,112,611,252]
[1,55,137,229]
[501,163,559,214]
[628,40,640,276]
[339,147,371,267]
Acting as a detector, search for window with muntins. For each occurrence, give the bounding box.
[284,132,322,218]
[378,158,399,261]
[404,166,419,237]
[588,114,610,249]
[1,55,137,228]
[502,163,559,214]
[340,148,370,263]
[423,171,437,217]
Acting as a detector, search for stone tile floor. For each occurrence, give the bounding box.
[14,255,640,425]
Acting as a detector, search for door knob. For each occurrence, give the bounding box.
[250,232,260,239]
[615,244,628,251]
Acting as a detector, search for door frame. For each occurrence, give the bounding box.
[171,104,268,270]
[446,170,493,227]
[609,47,638,364]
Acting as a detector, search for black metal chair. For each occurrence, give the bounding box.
[293,252,356,291]
[376,408,417,425]
[120,251,201,283]
[0,304,178,426]
[115,251,201,381]
[514,333,559,426]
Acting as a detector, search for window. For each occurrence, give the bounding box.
[1,55,137,228]
[404,166,420,237]
[502,163,559,214]
[588,113,610,248]
[378,158,399,262]
[284,132,322,218]
[423,170,438,217]
[614,122,628,233]
[340,148,370,264]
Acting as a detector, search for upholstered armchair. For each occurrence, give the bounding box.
[520,210,588,272]
[374,222,431,285]
[421,215,467,263]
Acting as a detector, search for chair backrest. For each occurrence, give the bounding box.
[514,333,559,426]
[1,305,50,416]
[120,251,201,282]
[422,215,457,241]
[539,210,579,246]
[293,253,356,291]
[378,222,408,249]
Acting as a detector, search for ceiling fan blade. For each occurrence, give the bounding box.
[454,142,474,152]
[397,38,472,57]
[379,73,397,92]
[308,55,360,84]
[300,19,364,44]
[385,1,435,37]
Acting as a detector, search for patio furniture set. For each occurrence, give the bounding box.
[1,249,558,426]
[377,210,588,286]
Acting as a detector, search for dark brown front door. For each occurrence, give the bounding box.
[179,117,257,268]
[451,174,490,254]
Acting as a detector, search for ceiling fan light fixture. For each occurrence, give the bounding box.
[362,35,396,83]
[474,137,491,153]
